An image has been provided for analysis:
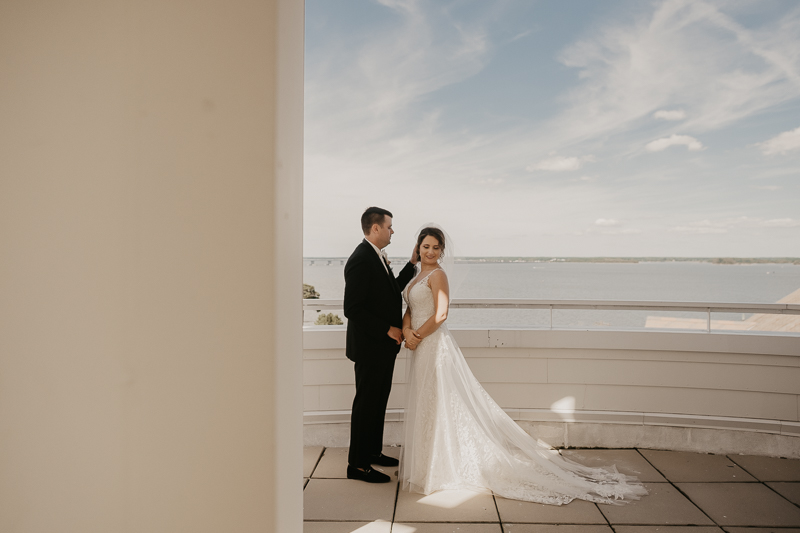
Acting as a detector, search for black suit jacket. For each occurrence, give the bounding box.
[344,239,416,363]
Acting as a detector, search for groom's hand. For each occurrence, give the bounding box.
[388,326,403,345]
[410,244,419,265]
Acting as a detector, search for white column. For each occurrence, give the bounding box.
[0,1,304,531]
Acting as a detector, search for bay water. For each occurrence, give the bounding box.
[303,259,800,330]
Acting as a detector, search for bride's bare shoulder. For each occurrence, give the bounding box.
[430,268,448,283]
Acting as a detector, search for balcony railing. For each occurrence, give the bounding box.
[303,298,800,332]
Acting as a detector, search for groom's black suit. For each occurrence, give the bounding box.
[344,239,415,469]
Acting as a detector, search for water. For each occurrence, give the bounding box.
[303,259,800,329]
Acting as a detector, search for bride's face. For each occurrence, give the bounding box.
[419,235,443,266]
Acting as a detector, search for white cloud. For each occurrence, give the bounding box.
[754,185,781,191]
[670,218,731,234]
[589,219,642,234]
[758,218,800,228]
[645,134,704,152]
[732,216,800,228]
[595,227,642,235]
[527,156,581,172]
[527,155,595,172]
[556,0,800,141]
[757,126,800,155]
[653,109,686,120]
[671,226,728,234]
[304,0,490,160]
[471,177,505,185]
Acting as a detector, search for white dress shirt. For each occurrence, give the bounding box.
[366,239,389,275]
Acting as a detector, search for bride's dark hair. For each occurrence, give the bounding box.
[416,226,446,261]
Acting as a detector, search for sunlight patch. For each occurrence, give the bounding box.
[417,489,482,509]
[350,519,395,532]
[551,396,576,422]
[388,524,418,533]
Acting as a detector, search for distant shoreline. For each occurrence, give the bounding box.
[305,257,800,265]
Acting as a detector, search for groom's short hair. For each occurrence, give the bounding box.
[361,207,393,235]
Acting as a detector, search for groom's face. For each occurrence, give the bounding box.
[374,216,394,249]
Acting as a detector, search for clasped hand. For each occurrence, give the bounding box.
[388,326,422,348]
[403,328,422,350]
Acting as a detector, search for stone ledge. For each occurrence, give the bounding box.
[304,327,800,356]
[305,408,790,433]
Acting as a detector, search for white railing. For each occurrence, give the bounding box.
[303,298,800,332]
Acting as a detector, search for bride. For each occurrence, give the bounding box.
[398,226,647,505]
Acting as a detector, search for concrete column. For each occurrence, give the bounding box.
[0,1,303,531]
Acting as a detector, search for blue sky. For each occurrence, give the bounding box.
[304,0,800,257]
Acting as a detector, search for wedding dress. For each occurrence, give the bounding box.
[399,268,648,505]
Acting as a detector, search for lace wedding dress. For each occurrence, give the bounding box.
[399,269,648,505]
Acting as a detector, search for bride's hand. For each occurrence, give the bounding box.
[404,328,421,350]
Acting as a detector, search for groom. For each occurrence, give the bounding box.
[344,207,417,483]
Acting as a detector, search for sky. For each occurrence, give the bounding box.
[304,0,800,258]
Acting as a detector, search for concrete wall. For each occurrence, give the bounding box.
[303,327,800,457]
[0,1,303,532]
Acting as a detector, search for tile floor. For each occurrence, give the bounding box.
[303,446,800,533]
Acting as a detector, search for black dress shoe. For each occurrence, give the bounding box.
[369,453,399,467]
[347,465,391,483]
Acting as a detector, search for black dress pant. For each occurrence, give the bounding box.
[348,354,396,468]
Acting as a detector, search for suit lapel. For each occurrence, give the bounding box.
[383,257,398,290]
[362,239,397,291]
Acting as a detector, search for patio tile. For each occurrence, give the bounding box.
[724,529,800,533]
[304,446,324,478]
[303,478,397,521]
[393,523,502,533]
[495,496,606,524]
[728,455,800,481]
[639,450,755,482]
[676,482,800,526]
[560,449,666,482]
[614,526,723,533]
[312,447,400,480]
[394,488,499,523]
[599,483,713,525]
[312,447,349,478]
[502,525,612,533]
[303,521,392,533]
[767,482,800,506]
